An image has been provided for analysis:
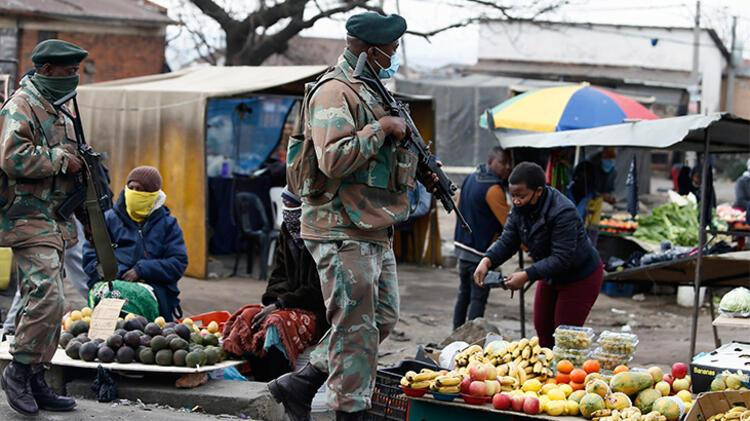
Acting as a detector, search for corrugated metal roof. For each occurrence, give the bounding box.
[0,0,173,26]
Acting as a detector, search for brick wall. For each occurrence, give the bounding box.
[18,28,165,84]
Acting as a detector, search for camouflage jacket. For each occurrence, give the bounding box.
[0,76,79,251]
[300,51,418,244]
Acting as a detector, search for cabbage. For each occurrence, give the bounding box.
[719,287,750,314]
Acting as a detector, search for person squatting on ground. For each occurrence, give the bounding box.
[452,146,511,330]
[0,39,88,415]
[268,12,421,421]
[83,166,188,322]
[474,162,604,348]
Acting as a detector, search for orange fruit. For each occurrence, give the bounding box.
[613,365,629,374]
[570,381,585,391]
[570,368,587,384]
[556,360,574,374]
[583,359,601,374]
[546,379,557,385]
[555,372,571,384]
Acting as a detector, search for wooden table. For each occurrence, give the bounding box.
[712,314,750,329]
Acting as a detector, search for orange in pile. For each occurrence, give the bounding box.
[551,359,619,390]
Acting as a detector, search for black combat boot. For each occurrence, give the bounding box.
[30,368,76,411]
[1,360,39,415]
[267,362,327,421]
[336,410,365,421]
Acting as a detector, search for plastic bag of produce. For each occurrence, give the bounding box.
[719,287,750,317]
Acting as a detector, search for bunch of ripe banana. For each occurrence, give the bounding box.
[707,406,750,421]
[455,337,555,385]
[400,368,462,394]
[590,407,643,421]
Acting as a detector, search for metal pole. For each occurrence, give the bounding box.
[689,127,710,360]
[518,250,526,338]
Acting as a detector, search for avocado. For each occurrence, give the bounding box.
[172,349,188,366]
[150,335,168,352]
[155,349,173,366]
[162,328,176,337]
[124,318,143,332]
[124,331,142,348]
[203,333,219,347]
[116,346,135,363]
[138,347,155,364]
[134,346,146,362]
[59,332,74,349]
[164,322,176,330]
[189,333,203,345]
[114,328,128,338]
[140,335,152,347]
[205,347,220,365]
[65,341,82,359]
[174,324,191,341]
[79,341,99,362]
[165,333,179,343]
[93,338,105,345]
[185,351,201,368]
[169,337,189,351]
[144,322,162,337]
[70,320,89,336]
[115,319,126,330]
[135,316,148,327]
[75,333,90,344]
[97,345,116,363]
[106,334,123,350]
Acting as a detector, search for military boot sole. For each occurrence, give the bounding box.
[1,371,39,416]
[36,398,77,412]
[267,379,313,421]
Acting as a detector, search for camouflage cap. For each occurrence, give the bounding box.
[31,39,88,66]
[346,12,406,46]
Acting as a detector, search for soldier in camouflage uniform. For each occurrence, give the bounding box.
[0,39,86,415]
[269,12,419,421]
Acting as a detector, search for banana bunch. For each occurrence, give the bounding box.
[429,373,463,395]
[498,375,520,392]
[400,368,441,390]
[707,406,750,421]
[453,344,484,368]
[486,337,554,384]
[591,407,642,421]
[639,412,667,421]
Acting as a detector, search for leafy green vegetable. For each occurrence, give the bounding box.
[633,202,700,246]
[719,287,750,314]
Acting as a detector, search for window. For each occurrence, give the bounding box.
[37,31,58,43]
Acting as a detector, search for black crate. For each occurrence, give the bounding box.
[364,360,439,421]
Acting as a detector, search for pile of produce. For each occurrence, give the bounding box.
[554,325,595,366]
[633,202,699,246]
[59,309,226,367]
[453,339,555,385]
[599,218,638,234]
[704,405,750,421]
[717,204,746,224]
[710,371,749,391]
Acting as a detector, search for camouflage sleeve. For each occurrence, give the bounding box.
[308,81,386,178]
[0,98,67,179]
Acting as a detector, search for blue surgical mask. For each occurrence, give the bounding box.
[375,47,400,79]
[601,158,615,173]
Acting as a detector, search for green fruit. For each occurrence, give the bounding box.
[150,336,168,352]
[169,338,189,351]
[634,388,662,413]
[116,346,135,363]
[189,333,203,345]
[165,333,179,343]
[205,347,220,365]
[580,393,606,418]
[59,332,74,349]
[65,341,82,359]
[711,377,727,391]
[155,349,173,366]
[185,351,202,368]
[652,397,681,421]
[173,349,188,366]
[139,348,155,365]
[203,334,218,347]
[70,320,89,337]
[610,372,654,396]
[79,342,99,362]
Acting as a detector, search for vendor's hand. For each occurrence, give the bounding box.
[122,268,139,282]
[504,271,529,291]
[379,116,408,141]
[473,257,493,287]
[65,153,83,174]
[251,303,278,330]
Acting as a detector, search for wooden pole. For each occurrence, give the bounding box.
[519,250,526,338]
[689,127,710,360]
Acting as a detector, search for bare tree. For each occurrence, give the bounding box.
[182,0,568,66]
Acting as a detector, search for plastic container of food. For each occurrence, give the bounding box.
[597,331,639,355]
[553,346,591,366]
[590,347,634,371]
[553,325,595,349]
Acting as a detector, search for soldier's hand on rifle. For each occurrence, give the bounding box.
[122,268,139,282]
[65,152,84,174]
[379,116,408,141]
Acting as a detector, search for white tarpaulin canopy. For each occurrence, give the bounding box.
[492,113,750,152]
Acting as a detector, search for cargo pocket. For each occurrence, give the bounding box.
[395,148,418,192]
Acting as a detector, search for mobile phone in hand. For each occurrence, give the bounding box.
[483,271,506,289]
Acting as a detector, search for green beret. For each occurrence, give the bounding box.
[31,39,88,66]
[346,12,407,46]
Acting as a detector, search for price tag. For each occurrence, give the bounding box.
[88,298,126,340]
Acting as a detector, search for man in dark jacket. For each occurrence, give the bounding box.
[474,162,603,347]
[83,166,188,321]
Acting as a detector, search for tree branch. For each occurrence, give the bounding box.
[189,0,237,31]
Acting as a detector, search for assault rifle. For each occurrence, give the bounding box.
[53,91,118,282]
[352,52,471,232]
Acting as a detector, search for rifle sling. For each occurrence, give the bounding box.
[84,164,118,285]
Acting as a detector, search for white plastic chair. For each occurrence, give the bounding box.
[267,187,285,268]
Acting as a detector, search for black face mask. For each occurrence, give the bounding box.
[516,190,541,215]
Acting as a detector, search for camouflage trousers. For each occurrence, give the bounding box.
[305,240,399,413]
[10,246,65,365]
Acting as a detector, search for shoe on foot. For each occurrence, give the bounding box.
[336,410,365,421]
[1,360,39,416]
[267,363,327,421]
[30,368,76,411]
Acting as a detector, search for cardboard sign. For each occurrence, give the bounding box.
[88,298,126,340]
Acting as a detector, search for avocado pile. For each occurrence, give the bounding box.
[59,314,226,367]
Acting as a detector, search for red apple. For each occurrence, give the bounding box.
[493,393,512,410]
[460,376,472,395]
[671,363,688,379]
[469,364,488,381]
[469,381,487,397]
[511,395,526,412]
[662,374,674,386]
[523,397,541,415]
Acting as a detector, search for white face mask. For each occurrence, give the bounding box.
[373,47,400,79]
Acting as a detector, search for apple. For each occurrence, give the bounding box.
[511,395,527,412]
[470,364,488,381]
[493,393,512,410]
[663,374,675,386]
[484,363,497,380]
[469,381,487,397]
[523,397,541,415]
[485,380,501,396]
[460,376,472,395]
[648,366,665,383]
[672,363,688,379]
[672,378,691,392]
[655,381,671,396]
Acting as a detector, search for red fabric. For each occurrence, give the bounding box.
[533,263,604,348]
[222,304,317,369]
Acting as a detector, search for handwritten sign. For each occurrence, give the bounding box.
[88,298,126,340]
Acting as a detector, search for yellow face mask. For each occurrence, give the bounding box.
[124,186,160,223]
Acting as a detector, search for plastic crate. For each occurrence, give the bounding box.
[601,281,636,297]
[364,360,439,421]
[181,311,232,332]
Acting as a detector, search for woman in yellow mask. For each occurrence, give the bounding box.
[82,166,188,321]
